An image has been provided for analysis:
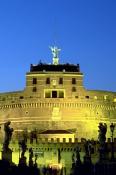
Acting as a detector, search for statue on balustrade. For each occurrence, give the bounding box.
[2,121,13,163]
[98,122,107,161]
[3,121,13,151]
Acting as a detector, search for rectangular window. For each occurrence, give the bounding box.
[51,138,54,142]
[85,96,89,99]
[75,138,78,142]
[72,87,76,92]
[72,78,76,84]
[46,78,50,84]
[19,96,24,99]
[57,138,60,142]
[59,91,64,98]
[45,91,51,98]
[59,78,63,84]
[33,78,37,84]
[45,90,64,98]
[52,91,57,98]
[32,87,37,92]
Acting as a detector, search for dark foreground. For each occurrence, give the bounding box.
[0,159,116,175]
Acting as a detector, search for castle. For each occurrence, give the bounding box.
[0,47,116,141]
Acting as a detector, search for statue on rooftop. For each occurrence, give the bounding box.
[50,46,61,58]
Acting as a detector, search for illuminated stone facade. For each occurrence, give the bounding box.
[0,47,116,140]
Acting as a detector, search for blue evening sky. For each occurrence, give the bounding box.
[0,0,116,92]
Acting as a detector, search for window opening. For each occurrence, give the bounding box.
[32,87,37,92]
[59,78,63,84]
[33,78,37,84]
[52,91,57,98]
[72,87,76,92]
[46,78,50,84]
[72,78,76,84]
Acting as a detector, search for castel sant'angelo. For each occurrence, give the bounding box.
[0,47,116,141]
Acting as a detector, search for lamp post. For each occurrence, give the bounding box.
[110,123,115,161]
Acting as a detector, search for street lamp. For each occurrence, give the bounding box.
[110,123,115,161]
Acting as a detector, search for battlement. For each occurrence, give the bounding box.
[30,63,80,72]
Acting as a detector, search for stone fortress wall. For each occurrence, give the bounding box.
[0,48,116,140]
[0,85,116,140]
